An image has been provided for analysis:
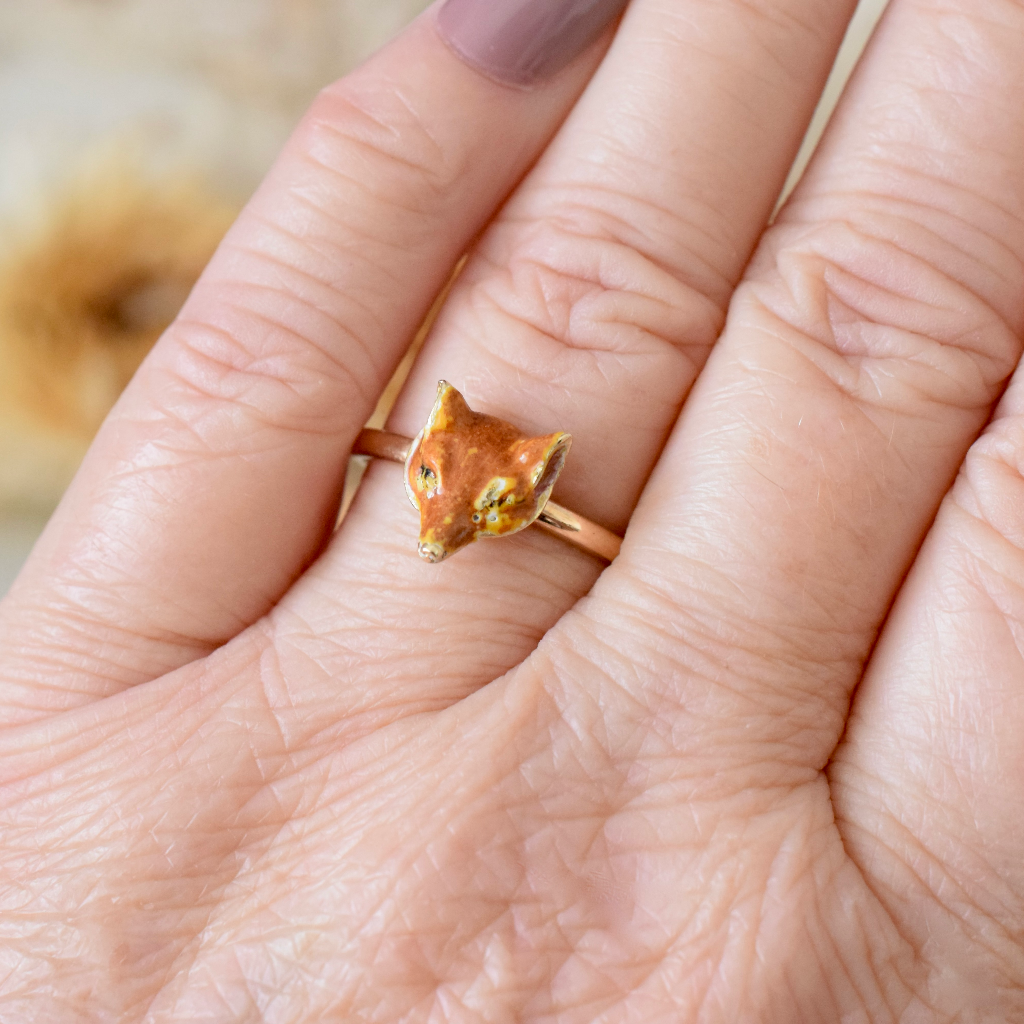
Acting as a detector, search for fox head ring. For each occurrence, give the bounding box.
[404,381,571,563]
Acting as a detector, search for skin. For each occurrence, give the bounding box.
[1,0,1024,1018]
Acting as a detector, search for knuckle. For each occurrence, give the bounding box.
[966,413,1024,489]
[467,207,725,371]
[954,396,1024,553]
[297,79,457,212]
[741,208,1022,416]
[156,299,370,438]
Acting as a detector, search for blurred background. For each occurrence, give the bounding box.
[0,0,888,596]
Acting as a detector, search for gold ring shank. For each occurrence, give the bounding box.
[353,428,622,563]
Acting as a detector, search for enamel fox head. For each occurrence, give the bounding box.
[404,381,571,562]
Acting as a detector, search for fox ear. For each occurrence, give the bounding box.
[424,380,475,434]
[520,431,571,501]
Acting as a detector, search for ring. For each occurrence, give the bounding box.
[353,381,622,564]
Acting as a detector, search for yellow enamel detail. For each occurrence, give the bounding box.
[473,477,514,510]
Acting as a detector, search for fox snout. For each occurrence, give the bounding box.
[416,540,449,563]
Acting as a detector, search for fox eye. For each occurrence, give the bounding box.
[418,465,436,488]
[472,513,481,523]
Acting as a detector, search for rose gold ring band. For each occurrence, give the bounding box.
[353,428,622,563]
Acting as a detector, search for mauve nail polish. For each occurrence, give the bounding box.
[437,0,630,87]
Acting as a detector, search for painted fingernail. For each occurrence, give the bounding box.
[437,0,630,87]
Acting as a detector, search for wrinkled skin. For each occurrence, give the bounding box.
[3,1,1024,1020]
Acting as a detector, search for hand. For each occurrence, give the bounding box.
[3,0,1024,1018]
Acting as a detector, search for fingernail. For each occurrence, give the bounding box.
[437,0,630,87]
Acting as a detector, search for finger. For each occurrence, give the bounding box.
[0,6,618,724]
[249,0,862,742]
[566,0,1024,768]
[828,362,1024,991]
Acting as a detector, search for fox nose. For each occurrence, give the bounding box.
[417,540,448,563]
